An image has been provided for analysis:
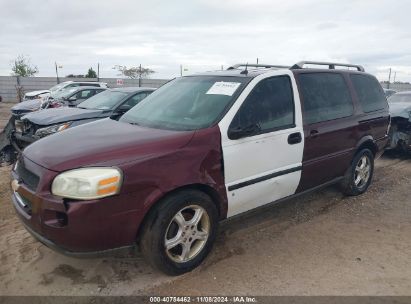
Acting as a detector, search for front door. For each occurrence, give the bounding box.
[219,71,304,217]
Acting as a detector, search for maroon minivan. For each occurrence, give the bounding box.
[11,61,390,275]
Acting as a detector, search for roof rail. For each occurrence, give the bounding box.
[290,61,365,72]
[227,63,290,70]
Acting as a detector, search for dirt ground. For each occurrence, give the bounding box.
[0,151,410,296]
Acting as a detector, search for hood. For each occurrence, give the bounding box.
[11,99,42,112]
[25,90,50,97]
[22,107,104,125]
[389,102,411,120]
[23,119,195,172]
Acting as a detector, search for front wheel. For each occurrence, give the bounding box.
[140,190,218,275]
[340,149,374,196]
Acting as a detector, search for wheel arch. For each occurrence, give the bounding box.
[355,136,378,156]
[136,183,225,242]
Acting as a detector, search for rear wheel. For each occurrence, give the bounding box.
[340,149,374,196]
[140,190,218,275]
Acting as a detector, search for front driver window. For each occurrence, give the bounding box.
[230,75,295,135]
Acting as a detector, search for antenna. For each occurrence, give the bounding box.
[240,63,248,75]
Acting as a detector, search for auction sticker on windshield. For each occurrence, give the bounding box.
[206,82,241,96]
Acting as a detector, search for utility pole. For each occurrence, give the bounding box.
[393,71,397,84]
[257,58,259,64]
[97,63,100,81]
[221,65,223,70]
[388,68,392,89]
[138,63,142,87]
[180,64,183,77]
[55,62,60,84]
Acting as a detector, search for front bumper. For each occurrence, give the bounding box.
[10,158,145,254]
[8,128,40,153]
[13,132,39,144]
[19,217,135,258]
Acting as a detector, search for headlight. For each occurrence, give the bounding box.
[51,167,122,200]
[35,122,72,137]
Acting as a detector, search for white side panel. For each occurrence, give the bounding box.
[227,171,301,217]
[223,128,303,184]
[218,70,304,218]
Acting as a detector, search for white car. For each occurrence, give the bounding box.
[23,81,108,101]
[23,90,51,100]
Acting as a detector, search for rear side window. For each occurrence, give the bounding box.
[80,83,99,87]
[230,75,295,134]
[76,89,94,99]
[66,83,80,88]
[299,73,353,124]
[350,74,387,112]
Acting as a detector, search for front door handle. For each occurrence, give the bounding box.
[288,132,302,145]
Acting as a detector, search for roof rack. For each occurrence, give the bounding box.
[290,61,365,72]
[227,63,290,70]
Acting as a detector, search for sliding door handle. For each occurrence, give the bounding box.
[309,129,319,138]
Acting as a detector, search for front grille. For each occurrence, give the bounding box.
[12,109,22,115]
[16,160,40,191]
[21,121,39,135]
[12,110,30,119]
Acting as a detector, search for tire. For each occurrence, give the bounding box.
[140,189,218,275]
[340,148,374,196]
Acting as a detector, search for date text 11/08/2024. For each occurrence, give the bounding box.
[149,296,258,303]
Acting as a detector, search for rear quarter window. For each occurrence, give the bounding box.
[298,72,353,124]
[350,74,387,113]
[80,83,99,87]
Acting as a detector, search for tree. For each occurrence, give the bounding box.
[113,65,155,79]
[85,67,97,78]
[10,55,38,77]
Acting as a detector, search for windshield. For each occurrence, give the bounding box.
[50,87,78,99]
[388,94,411,103]
[49,82,68,92]
[120,76,250,130]
[77,90,127,110]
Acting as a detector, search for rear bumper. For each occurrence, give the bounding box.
[375,135,389,158]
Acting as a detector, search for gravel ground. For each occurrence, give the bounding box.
[0,151,410,296]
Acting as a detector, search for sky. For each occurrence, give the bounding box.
[1,0,411,81]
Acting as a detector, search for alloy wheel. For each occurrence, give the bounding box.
[354,155,371,188]
[164,205,210,263]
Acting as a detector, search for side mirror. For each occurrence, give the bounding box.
[68,96,77,102]
[117,104,132,113]
[228,124,260,140]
